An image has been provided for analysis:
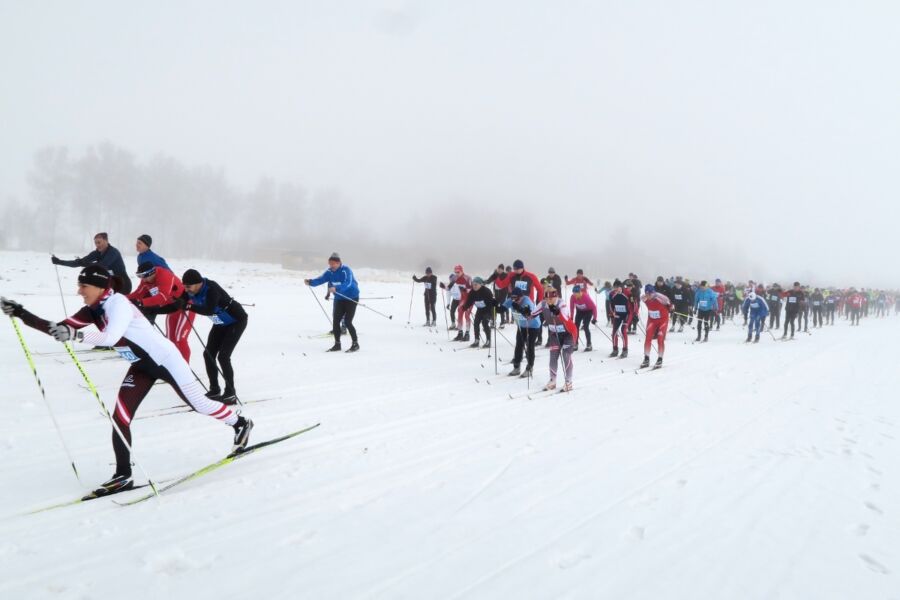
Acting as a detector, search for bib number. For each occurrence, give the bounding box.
[209,314,225,325]
[475,301,486,308]
[515,281,528,291]
[614,304,627,313]
[648,310,661,319]
[424,283,432,290]
[115,346,140,363]
[788,297,797,303]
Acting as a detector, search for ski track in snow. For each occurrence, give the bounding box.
[1,251,899,600]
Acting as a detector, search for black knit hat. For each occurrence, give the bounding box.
[425,266,433,274]
[136,261,157,277]
[329,252,341,262]
[513,259,524,269]
[78,265,111,289]
[137,234,152,247]
[182,269,203,285]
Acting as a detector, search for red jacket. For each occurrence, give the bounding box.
[128,267,185,308]
[643,292,672,323]
[712,284,726,312]
[495,270,544,303]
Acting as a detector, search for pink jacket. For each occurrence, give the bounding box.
[568,292,598,320]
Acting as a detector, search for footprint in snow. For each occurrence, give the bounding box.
[864,502,884,515]
[628,526,646,541]
[676,479,688,489]
[853,524,870,537]
[859,554,891,575]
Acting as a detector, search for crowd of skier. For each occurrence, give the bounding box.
[1,231,898,497]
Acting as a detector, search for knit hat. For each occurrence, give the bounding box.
[136,261,157,277]
[645,284,655,294]
[473,277,485,285]
[329,252,341,262]
[454,264,463,272]
[572,285,582,293]
[137,234,152,247]
[425,267,433,274]
[576,269,584,274]
[548,267,556,274]
[78,265,111,289]
[511,287,525,297]
[613,279,623,288]
[182,269,203,285]
[513,259,524,270]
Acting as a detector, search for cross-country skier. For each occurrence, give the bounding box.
[134,234,170,270]
[670,279,692,332]
[502,287,541,378]
[495,260,545,345]
[608,280,633,357]
[543,267,562,294]
[693,280,718,342]
[824,290,838,325]
[461,277,495,348]
[565,269,594,289]
[741,290,769,343]
[711,279,726,330]
[627,274,642,333]
[51,232,133,294]
[128,262,195,361]
[485,264,509,326]
[1,265,252,496]
[569,284,598,352]
[640,284,672,368]
[180,269,248,404]
[305,252,360,353]
[535,287,578,391]
[442,265,473,341]
[766,283,783,330]
[442,272,460,330]
[847,288,863,325]
[810,288,825,328]
[782,281,804,339]
[412,267,438,327]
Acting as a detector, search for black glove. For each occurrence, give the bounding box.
[439,282,446,290]
[516,304,531,316]
[49,322,82,343]
[51,255,62,265]
[591,318,597,325]
[130,297,143,308]
[549,304,560,315]
[1,296,24,318]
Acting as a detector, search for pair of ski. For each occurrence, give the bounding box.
[27,423,320,513]
[508,386,570,400]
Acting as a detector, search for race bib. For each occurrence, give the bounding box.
[648,310,661,319]
[813,301,821,306]
[475,301,486,308]
[115,346,140,363]
[209,314,225,325]
[549,324,566,333]
[699,300,708,309]
[614,304,627,313]
[575,303,587,311]
[770,295,779,302]
[788,297,797,303]
[674,294,683,301]
[515,280,528,291]
[149,287,159,296]
[424,283,432,289]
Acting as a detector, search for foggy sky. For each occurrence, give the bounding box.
[1,1,898,286]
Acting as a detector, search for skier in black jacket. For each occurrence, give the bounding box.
[52,232,132,294]
[782,282,804,339]
[412,267,438,326]
[670,280,692,332]
[461,277,496,348]
[485,264,509,326]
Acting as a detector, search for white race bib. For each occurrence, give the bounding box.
[550,324,566,333]
[515,280,528,291]
[475,301,486,308]
[674,294,683,300]
[115,346,140,363]
[813,301,821,306]
[614,304,627,313]
[424,283,432,290]
[209,314,225,325]
[788,297,797,303]
[648,310,661,319]
[149,287,159,296]
[699,300,708,309]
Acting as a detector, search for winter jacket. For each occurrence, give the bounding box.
[310,264,359,300]
[694,288,719,313]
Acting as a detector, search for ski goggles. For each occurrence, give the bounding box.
[136,266,157,279]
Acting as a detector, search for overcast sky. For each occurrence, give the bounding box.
[1,1,898,285]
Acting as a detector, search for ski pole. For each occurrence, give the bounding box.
[590,321,614,343]
[407,281,415,325]
[52,255,68,314]
[63,342,159,498]
[150,320,208,391]
[359,296,394,300]
[493,307,498,374]
[9,316,82,485]
[239,303,256,308]
[334,291,393,320]
[440,288,451,340]
[185,313,244,407]
[308,285,333,326]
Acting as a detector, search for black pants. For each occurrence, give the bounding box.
[784,310,797,336]
[812,306,823,327]
[513,327,540,370]
[849,307,861,325]
[424,293,437,322]
[449,299,460,325]
[696,310,714,338]
[826,306,835,324]
[204,319,247,394]
[574,310,592,346]
[768,305,781,329]
[473,308,492,342]
[798,308,808,331]
[333,299,358,344]
[672,307,690,329]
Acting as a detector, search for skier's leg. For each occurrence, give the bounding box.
[513,328,524,367]
[548,344,559,383]
[158,354,238,427]
[332,300,345,345]
[343,301,358,343]
[562,337,574,385]
[656,323,666,356]
[166,310,192,361]
[111,367,155,475]
[526,328,539,370]
[216,319,247,394]
[204,326,225,392]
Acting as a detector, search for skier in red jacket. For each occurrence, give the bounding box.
[128,262,195,361]
[641,285,672,369]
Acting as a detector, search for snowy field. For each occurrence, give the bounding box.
[1,250,898,600]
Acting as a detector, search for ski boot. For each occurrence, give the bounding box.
[563,382,574,392]
[326,343,342,352]
[462,331,470,342]
[584,344,593,352]
[482,340,491,349]
[543,381,557,391]
[453,330,464,341]
[678,325,684,332]
[220,389,237,405]
[346,342,360,353]
[89,473,134,498]
[520,368,533,379]
[232,416,254,453]
[469,340,480,349]
[619,348,628,359]
[508,366,521,376]
[753,333,760,343]
[608,348,619,358]
[449,324,458,331]
[703,332,709,342]
[205,388,222,400]
[745,333,752,343]
[654,357,663,368]
[639,356,650,369]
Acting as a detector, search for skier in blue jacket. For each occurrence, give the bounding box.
[501,287,541,377]
[741,291,770,343]
[135,234,171,271]
[693,281,719,342]
[305,252,360,353]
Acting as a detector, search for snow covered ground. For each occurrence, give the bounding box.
[1,251,898,600]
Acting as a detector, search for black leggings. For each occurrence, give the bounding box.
[812,306,823,327]
[574,310,592,346]
[513,327,540,370]
[205,319,247,393]
[450,299,460,325]
[424,293,437,322]
[473,308,492,341]
[784,311,797,336]
[696,310,714,337]
[768,305,781,329]
[333,299,358,344]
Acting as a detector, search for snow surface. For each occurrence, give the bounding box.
[1,251,898,600]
